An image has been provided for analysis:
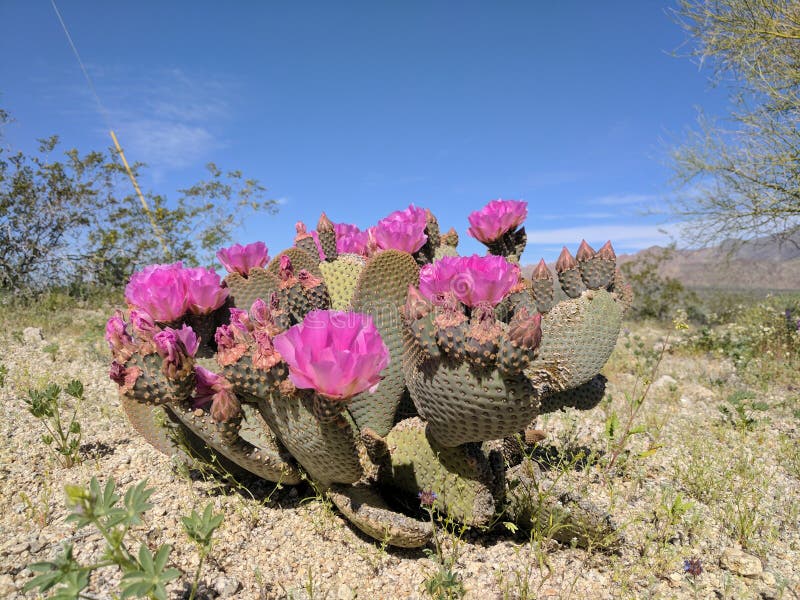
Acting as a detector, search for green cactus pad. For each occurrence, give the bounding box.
[318,254,365,310]
[526,290,623,394]
[531,278,554,314]
[579,256,615,290]
[328,484,433,548]
[505,459,619,550]
[121,395,267,478]
[266,247,323,279]
[539,374,607,414]
[610,268,633,311]
[167,401,303,484]
[223,267,280,311]
[120,394,196,459]
[126,353,195,405]
[404,336,538,447]
[295,237,320,262]
[557,267,586,299]
[222,355,286,400]
[348,250,420,436]
[380,418,500,526]
[433,244,459,260]
[278,282,317,323]
[257,391,363,486]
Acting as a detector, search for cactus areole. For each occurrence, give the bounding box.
[109,201,632,548]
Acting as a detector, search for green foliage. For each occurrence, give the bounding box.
[24,477,223,600]
[0,361,6,387]
[23,379,84,468]
[717,390,769,432]
[680,294,800,385]
[421,505,466,600]
[620,246,698,321]
[0,109,277,293]
[670,0,800,245]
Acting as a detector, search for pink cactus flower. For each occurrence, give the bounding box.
[418,255,519,307]
[215,324,248,366]
[154,324,198,378]
[129,309,157,339]
[105,310,133,359]
[335,223,370,255]
[418,256,465,302]
[467,199,528,244]
[373,205,428,253]
[252,330,282,370]
[192,366,240,422]
[183,267,229,315]
[228,308,252,335]
[216,242,269,276]
[109,361,142,394]
[273,309,390,401]
[125,262,189,322]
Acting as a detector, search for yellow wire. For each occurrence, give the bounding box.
[51,0,168,255]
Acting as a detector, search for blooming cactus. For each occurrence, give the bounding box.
[467,199,527,244]
[216,241,269,276]
[273,309,390,401]
[419,255,520,307]
[372,205,428,253]
[183,267,229,314]
[125,262,189,322]
[192,366,240,422]
[111,201,631,551]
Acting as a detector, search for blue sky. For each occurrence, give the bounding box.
[0,2,728,262]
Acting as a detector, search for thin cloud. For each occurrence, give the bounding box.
[47,65,234,170]
[525,223,679,251]
[589,193,660,206]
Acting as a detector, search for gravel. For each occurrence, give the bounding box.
[0,321,798,599]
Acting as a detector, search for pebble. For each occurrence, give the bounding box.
[214,576,241,597]
[721,547,763,577]
[0,574,15,595]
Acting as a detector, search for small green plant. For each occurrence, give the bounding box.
[717,390,769,432]
[605,320,683,472]
[0,361,7,387]
[42,342,60,361]
[23,379,84,467]
[181,504,225,600]
[24,477,223,600]
[419,491,466,600]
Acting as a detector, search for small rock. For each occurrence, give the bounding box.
[761,571,776,586]
[721,547,762,577]
[7,541,30,555]
[336,582,353,599]
[214,576,241,597]
[667,573,683,588]
[0,574,15,595]
[23,327,43,344]
[652,375,677,389]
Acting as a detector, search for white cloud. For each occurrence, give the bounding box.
[525,223,680,252]
[589,193,660,206]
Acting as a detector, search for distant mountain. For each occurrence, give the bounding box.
[616,232,800,291]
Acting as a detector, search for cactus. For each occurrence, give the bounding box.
[108,200,631,549]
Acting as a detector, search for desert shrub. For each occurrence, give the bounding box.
[680,294,800,384]
[620,245,700,321]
